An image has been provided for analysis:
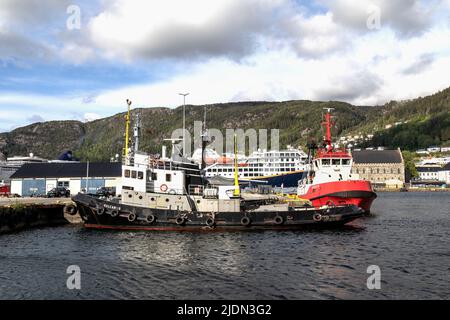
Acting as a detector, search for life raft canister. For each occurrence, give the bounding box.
[160,184,168,192]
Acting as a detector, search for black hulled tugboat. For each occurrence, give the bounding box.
[71,101,364,231]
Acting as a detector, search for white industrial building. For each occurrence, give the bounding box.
[10,162,121,196]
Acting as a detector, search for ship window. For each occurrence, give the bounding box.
[342,159,350,165]
[322,159,330,166]
[124,170,130,178]
[166,174,172,182]
[131,171,137,179]
[151,172,157,180]
[332,159,340,165]
[138,171,144,180]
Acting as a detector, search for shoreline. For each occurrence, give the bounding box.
[375,188,450,192]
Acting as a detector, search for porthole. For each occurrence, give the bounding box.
[139,196,143,200]
[150,197,155,201]
[165,198,170,202]
[128,194,132,198]
[196,200,201,204]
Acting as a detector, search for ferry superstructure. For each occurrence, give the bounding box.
[191,147,308,187]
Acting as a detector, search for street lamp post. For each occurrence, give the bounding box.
[179,93,189,157]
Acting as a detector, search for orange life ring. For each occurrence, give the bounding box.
[160,184,168,192]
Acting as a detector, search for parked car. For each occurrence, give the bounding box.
[96,186,116,197]
[47,187,70,198]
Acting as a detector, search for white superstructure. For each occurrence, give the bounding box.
[191,146,307,181]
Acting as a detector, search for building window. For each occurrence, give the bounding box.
[166,174,171,182]
[138,171,144,180]
[124,170,130,178]
[57,181,69,187]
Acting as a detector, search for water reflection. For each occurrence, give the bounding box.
[0,192,449,299]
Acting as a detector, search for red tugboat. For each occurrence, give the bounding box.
[297,109,377,212]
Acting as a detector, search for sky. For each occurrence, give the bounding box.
[1,0,450,132]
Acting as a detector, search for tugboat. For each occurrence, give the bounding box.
[297,109,377,212]
[71,101,364,231]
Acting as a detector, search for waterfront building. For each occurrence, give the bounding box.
[0,153,48,184]
[351,148,405,188]
[417,166,440,181]
[415,163,450,185]
[438,163,450,183]
[10,162,121,196]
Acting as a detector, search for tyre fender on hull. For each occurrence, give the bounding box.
[206,217,215,227]
[274,215,284,225]
[96,206,105,216]
[241,216,251,227]
[110,209,119,217]
[128,213,136,222]
[313,213,322,222]
[176,216,186,225]
[146,214,156,224]
[64,204,78,216]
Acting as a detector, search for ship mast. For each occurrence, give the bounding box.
[322,108,335,153]
[123,99,132,158]
[233,134,240,197]
[133,112,141,153]
[201,107,209,170]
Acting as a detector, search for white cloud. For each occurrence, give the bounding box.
[320,0,441,37]
[87,0,287,60]
[1,0,450,132]
[84,112,101,122]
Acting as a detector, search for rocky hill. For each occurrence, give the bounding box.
[1,87,449,161]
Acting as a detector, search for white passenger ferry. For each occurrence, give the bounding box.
[191,146,307,187]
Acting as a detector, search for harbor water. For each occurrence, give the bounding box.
[0,192,449,299]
